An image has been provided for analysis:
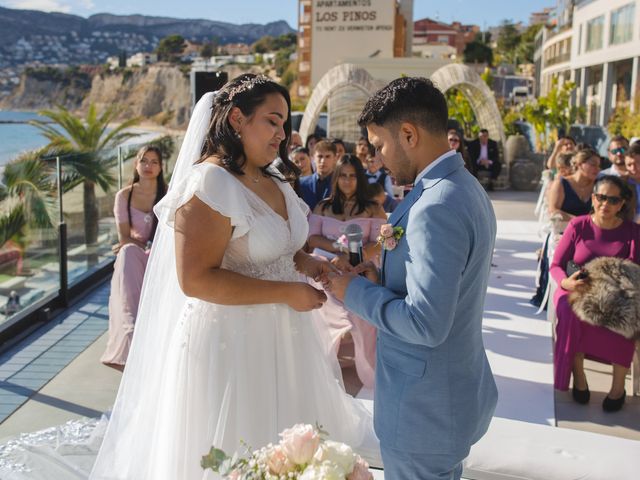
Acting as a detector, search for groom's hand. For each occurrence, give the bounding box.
[352,261,380,283]
[324,272,357,302]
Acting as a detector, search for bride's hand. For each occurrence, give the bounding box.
[286,283,327,311]
[297,255,339,282]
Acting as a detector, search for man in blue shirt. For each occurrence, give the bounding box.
[299,139,336,210]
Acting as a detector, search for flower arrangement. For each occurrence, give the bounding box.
[201,423,373,480]
[377,223,404,251]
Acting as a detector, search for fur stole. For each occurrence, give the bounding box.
[568,256,640,340]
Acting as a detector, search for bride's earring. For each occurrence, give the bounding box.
[235,130,242,140]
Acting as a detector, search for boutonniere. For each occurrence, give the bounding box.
[377,223,404,251]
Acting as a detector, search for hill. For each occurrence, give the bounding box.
[0,7,294,67]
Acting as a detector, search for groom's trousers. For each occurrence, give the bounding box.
[381,446,464,480]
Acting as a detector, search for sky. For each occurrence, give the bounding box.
[0,0,556,29]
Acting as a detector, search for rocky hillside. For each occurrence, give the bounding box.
[1,64,271,129]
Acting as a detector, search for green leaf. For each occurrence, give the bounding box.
[201,447,229,471]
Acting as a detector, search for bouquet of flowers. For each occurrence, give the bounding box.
[201,423,373,480]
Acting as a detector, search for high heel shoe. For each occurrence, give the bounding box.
[571,385,590,404]
[602,390,625,412]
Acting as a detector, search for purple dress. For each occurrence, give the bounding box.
[550,215,640,390]
[101,188,154,366]
[308,214,386,389]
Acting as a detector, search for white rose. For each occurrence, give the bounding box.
[300,461,346,480]
[313,441,356,475]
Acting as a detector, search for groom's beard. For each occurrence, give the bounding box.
[388,149,414,185]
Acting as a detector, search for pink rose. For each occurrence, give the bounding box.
[227,470,241,480]
[348,456,373,480]
[279,424,320,465]
[384,237,397,250]
[267,445,294,475]
[380,224,393,238]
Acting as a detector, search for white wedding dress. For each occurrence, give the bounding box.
[0,163,378,480]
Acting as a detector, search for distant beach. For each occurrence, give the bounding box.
[0,110,167,166]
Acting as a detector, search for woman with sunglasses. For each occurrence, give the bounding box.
[550,175,639,411]
[447,129,474,174]
[547,148,601,221]
[308,154,386,390]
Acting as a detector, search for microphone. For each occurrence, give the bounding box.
[343,223,364,267]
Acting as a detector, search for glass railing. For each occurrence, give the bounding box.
[0,134,181,331]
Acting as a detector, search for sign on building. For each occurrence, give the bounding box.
[310,0,396,86]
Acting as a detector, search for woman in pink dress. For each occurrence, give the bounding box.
[550,175,639,411]
[101,145,167,370]
[308,154,387,389]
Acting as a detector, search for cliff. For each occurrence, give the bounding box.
[83,66,191,128]
[1,63,271,129]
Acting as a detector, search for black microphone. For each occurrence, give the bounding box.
[343,223,364,267]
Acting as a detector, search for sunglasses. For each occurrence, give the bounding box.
[610,147,626,155]
[448,138,460,144]
[593,193,622,205]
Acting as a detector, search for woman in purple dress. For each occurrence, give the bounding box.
[550,175,640,411]
[308,154,386,389]
[101,145,167,370]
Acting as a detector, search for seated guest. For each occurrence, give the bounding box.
[547,149,600,221]
[550,175,639,411]
[331,137,347,160]
[555,152,575,178]
[368,182,397,213]
[355,136,372,168]
[299,139,337,210]
[466,128,501,190]
[289,130,303,153]
[599,135,629,177]
[305,133,321,157]
[447,128,474,173]
[546,136,577,172]
[290,146,313,177]
[101,145,167,371]
[624,141,640,221]
[308,154,386,389]
[364,152,395,200]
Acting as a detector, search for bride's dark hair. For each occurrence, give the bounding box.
[199,73,296,180]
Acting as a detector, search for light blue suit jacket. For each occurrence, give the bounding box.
[345,153,498,458]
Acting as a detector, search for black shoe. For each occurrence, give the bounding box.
[572,385,590,404]
[602,391,625,412]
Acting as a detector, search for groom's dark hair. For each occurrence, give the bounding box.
[358,77,448,135]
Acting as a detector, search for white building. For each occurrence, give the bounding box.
[127,52,158,67]
[536,0,639,126]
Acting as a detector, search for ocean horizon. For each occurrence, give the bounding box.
[0,110,166,167]
[0,110,51,166]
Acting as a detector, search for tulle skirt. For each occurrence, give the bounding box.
[141,299,376,479]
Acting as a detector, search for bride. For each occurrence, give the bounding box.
[89,74,377,479]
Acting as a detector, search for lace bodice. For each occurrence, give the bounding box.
[161,162,310,282]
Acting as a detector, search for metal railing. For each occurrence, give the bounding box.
[0,135,180,350]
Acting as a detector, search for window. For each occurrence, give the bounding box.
[585,15,604,51]
[610,3,635,45]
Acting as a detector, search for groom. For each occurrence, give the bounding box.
[326,77,497,480]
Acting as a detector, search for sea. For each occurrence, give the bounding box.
[0,110,164,167]
[0,111,52,166]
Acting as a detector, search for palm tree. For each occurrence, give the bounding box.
[0,151,57,272]
[30,104,141,249]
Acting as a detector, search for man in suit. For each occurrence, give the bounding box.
[326,77,498,480]
[466,128,501,190]
[298,139,336,210]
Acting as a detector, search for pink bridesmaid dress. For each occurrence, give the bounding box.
[308,214,386,389]
[101,188,154,367]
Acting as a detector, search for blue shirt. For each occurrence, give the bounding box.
[299,173,333,211]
